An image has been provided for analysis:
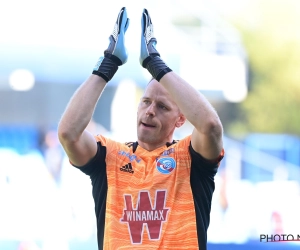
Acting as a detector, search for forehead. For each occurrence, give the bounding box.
[142,80,173,101]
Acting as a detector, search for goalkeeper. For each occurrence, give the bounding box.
[58,7,224,250]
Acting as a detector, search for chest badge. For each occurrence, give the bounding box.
[156,157,176,174]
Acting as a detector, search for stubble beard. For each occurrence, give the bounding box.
[138,131,157,144]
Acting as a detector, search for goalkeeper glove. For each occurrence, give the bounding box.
[93,7,130,82]
[139,8,172,82]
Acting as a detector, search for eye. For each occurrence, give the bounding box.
[142,99,151,105]
[158,104,167,110]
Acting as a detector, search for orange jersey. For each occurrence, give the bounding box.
[75,135,224,250]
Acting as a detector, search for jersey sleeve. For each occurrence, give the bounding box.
[72,135,109,177]
[188,141,224,250]
[71,135,110,250]
[73,142,105,176]
[189,144,224,173]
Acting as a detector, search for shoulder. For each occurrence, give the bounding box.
[95,135,126,148]
[172,135,192,149]
[95,135,137,154]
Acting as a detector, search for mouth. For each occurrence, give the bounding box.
[141,122,156,128]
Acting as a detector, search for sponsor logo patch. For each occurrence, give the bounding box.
[120,190,169,244]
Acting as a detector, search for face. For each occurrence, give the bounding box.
[137,79,185,150]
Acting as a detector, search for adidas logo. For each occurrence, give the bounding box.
[120,163,134,174]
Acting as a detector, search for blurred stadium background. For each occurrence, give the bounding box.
[0,0,299,249]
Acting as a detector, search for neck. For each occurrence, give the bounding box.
[137,140,174,151]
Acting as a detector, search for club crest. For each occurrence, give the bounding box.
[156,157,176,174]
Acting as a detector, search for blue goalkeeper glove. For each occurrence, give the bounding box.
[139,9,172,82]
[93,7,130,82]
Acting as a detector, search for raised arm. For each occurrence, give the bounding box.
[139,9,223,160]
[160,73,223,160]
[58,7,130,167]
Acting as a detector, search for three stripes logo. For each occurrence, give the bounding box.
[120,163,134,174]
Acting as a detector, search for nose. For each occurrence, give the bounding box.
[146,103,155,116]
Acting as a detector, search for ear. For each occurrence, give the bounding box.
[175,114,186,128]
